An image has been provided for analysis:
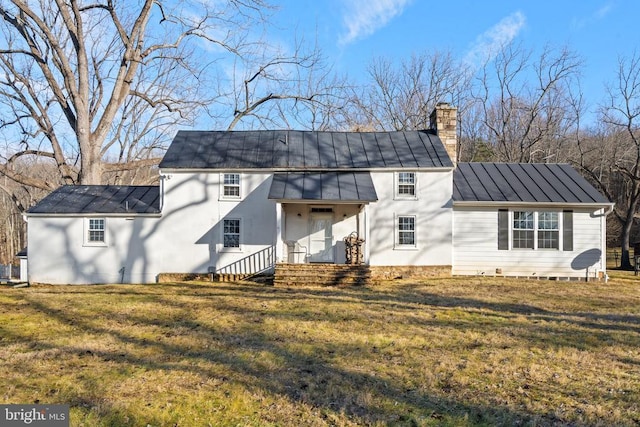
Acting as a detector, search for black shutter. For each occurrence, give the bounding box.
[498,209,509,250]
[563,210,573,251]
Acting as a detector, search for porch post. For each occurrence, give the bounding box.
[275,202,284,262]
[364,204,370,264]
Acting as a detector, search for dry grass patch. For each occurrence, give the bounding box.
[0,277,639,426]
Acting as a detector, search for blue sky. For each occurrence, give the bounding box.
[270,0,639,115]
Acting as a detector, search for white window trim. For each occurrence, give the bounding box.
[394,171,418,200]
[537,211,560,250]
[219,172,242,201]
[220,217,243,252]
[83,217,107,247]
[394,214,418,250]
[510,210,561,251]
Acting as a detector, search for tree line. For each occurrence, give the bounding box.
[0,2,638,268]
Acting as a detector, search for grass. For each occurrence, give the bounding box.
[1,277,639,426]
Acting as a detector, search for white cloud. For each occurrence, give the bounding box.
[595,3,613,19]
[464,11,526,67]
[572,1,614,29]
[339,0,413,46]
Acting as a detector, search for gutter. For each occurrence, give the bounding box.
[159,166,455,174]
[24,213,162,218]
[602,204,615,216]
[453,201,615,210]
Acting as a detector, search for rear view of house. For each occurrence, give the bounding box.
[23,104,612,284]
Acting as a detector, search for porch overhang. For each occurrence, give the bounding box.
[268,171,378,203]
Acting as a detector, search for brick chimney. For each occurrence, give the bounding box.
[429,102,457,166]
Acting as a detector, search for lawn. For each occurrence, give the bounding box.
[1,275,639,426]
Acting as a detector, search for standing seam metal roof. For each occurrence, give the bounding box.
[453,163,610,204]
[268,172,378,202]
[27,185,161,214]
[159,130,454,169]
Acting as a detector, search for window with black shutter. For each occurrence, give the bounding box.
[498,209,509,250]
[563,210,573,251]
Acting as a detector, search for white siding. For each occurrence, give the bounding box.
[27,171,277,284]
[159,171,276,275]
[453,206,606,279]
[368,170,453,266]
[27,216,161,284]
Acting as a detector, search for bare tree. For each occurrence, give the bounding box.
[474,42,583,162]
[0,0,272,193]
[458,101,495,162]
[580,53,640,269]
[0,1,355,258]
[348,50,471,131]
[224,36,351,131]
[0,156,57,264]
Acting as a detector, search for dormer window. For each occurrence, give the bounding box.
[396,172,416,199]
[222,173,240,199]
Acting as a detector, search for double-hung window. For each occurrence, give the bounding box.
[512,211,534,249]
[84,218,106,246]
[396,172,416,198]
[223,219,241,248]
[537,212,559,249]
[222,173,240,198]
[397,215,416,247]
[500,210,566,251]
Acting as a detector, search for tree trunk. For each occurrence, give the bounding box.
[620,221,633,270]
[79,155,103,185]
[619,182,640,270]
[77,114,103,184]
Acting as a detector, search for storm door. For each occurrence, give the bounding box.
[308,208,334,262]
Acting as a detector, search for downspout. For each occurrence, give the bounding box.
[22,214,28,285]
[159,174,167,212]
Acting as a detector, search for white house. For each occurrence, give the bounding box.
[24,104,613,284]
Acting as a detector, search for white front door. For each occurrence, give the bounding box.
[309,212,334,262]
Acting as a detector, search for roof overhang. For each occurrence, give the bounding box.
[268,171,378,203]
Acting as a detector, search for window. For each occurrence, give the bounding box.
[512,211,534,249]
[223,219,240,248]
[84,218,106,246]
[222,173,240,198]
[88,218,105,242]
[499,210,567,251]
[538,212,559,249]
[397,215,416,247]
[396,172,416,198]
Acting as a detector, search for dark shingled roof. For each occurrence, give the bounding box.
[159,130,453,170]
[453,163,610,204]
[28,185,160,214]
[268,172,378,202]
